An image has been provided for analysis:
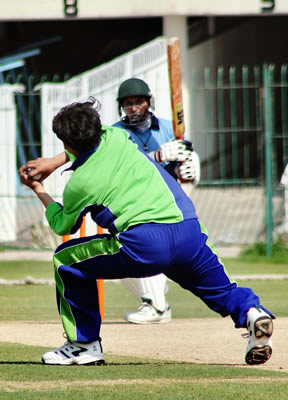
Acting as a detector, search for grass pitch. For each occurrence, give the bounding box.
[0,258,287,399]
[0,342,287,400]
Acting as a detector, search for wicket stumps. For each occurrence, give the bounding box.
[62,216,105,320]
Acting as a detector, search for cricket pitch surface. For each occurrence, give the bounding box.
[0,317,287,371]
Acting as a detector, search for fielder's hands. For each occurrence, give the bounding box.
[18,165,44,191]
[175,152,201,185]
[20,152,69,182]
[155,140,193,163]
[24,158,53,182]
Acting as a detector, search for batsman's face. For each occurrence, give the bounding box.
[122,96,149,123]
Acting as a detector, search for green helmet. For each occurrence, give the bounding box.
[117,78,152,102]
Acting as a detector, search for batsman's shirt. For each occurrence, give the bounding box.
[45,125,197,239]
[113,113,174,153]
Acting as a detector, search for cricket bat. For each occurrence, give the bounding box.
[167,37,185,140]
[167,37,193,183]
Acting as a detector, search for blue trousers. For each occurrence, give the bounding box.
[53,218,273,342]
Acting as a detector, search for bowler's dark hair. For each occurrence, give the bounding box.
[52,97,102,152]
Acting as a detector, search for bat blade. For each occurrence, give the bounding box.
[167,37,185,139]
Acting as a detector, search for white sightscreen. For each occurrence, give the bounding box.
[0,84,24,241]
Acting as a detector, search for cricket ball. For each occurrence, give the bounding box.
[28,168,42,181]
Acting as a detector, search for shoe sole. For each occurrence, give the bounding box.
[126,317,171,324]
[42,357,105,366]
[245,316,273,365]
[245,345,272,365]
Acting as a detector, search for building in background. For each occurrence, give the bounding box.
[0,1,287,163]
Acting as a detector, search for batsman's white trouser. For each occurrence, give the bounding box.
[122,274,168,312]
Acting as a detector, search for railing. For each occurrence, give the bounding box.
[191,63,288,254]
[191,65,264,185]
[263,64,288,255]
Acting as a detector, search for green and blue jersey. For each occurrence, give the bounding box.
[45,125,197,236]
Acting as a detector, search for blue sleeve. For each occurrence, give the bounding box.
[157,119,175,142]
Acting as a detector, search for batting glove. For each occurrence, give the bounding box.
[155,140,193,163]
[176,151,201,184]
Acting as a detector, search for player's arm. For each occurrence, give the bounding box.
[24,151,69,181]
[18,164,79,236]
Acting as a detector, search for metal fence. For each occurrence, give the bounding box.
[190,63,288,254]
[192,65,262,185]
[263,64,288,255]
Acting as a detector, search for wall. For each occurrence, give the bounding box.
[0,0,284,20]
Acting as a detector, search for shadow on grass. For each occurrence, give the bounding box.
[0,361,42,365]
[0,360,246,367]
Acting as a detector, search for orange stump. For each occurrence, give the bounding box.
[62,217,105,320]
[96,225,104,320]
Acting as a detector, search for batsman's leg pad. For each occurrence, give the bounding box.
[122,274,168,312]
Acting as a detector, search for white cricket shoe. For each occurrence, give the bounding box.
[42,340,105,366]
[124,302,171,324]
[245,307,273,365]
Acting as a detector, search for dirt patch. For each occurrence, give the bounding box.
[1,376,288,392]
[0,317,287,372]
